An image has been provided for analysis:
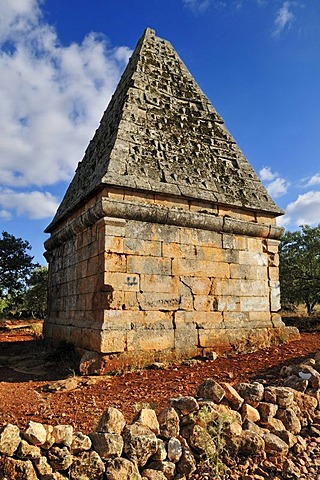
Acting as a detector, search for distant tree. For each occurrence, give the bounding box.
[0,230,38,301]
[279,224,320,315]
[24,266,48,319]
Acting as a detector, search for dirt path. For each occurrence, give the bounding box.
[0,322,319,435]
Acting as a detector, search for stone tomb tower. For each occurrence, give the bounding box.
[44,28,297,371]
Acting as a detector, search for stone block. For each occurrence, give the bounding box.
[124,190,154,203]
[140,275,178,293]
[127,256,171,275]
[270,281,281,312]
[239,251,268,266]
[131,311,174,329]
[162,242,196,259]
[268,266,279,281]
[137,293,180,310]
[100,330,127,353]
[126,221,179,243]
[105,253,127,273]
[240,297,269,312]
[215,296,239,312]
[177,311,223,328]
[172,258,229,277]
[174,318,198,353]
[195,246,223,261]
[193,295,214,311]
[180,276,211,295]
[127,329,175,352]
[123,291,139,310]
[223,312,249,329]
[179,228,222,247]
[198,328,228,348]
[123,238,161,256]
[230,264,267,280]
[104,272,140,292]
[102,310,143,329]
[154,194,189,209]
[104,236,124,253]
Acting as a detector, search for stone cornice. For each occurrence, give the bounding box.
[45,198,284,253]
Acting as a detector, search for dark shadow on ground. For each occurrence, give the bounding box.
[0,338,77,383]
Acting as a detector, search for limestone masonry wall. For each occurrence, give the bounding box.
[44,190,297,372]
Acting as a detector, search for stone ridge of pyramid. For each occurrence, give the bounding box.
[47,28,283,231]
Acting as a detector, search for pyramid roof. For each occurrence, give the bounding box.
[47,28,283,231]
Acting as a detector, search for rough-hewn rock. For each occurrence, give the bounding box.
[69,450,105,480]
[0,423,21,456]
[97,407,126,435]
[123,423,158,467]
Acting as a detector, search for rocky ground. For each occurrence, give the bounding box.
[0,320,320,479]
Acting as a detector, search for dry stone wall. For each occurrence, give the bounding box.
[1,352,320,479]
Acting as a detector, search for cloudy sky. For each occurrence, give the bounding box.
[0,0,319,263]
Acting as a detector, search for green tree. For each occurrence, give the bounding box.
[24,266,48,318]
[279,224,320,315]
[0,231,38,301]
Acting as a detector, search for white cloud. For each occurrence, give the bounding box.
[282,191,320,227]
[259,166,289,198]
[0,0,131,192]
[183,0,214,13]
[259,166,277,182]
[273,1,295,36]
[0,188,59,220]
[0,209,12,220]
[266,178,289,197]
[304,173,320,187]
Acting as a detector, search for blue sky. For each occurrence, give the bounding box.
[0,0,319,264]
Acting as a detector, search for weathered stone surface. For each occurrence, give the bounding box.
[196,378,225,402]
[275,408,301,434]
[34,455,55,477]
[4,457,38,480]
[157,407,180,439]
[258,402,278,423]
[24,420,47,446]
[47,445,73,470]
[181,423,215,456]
[263,386,294,408]
[16,439,41,459]
[151,438,167,461]
[141,469,168,480]
[52,424,73,446]
[106,457,142,480]
[167,437,183,463]
[70,431,92,453]
[238,431,265,457]
[123,423,158,467]
[221,382,244,410]
[90,432,124,459]
[235,382,264,407]
[241,403,260,423]
[263,432,289,456]
[69,450,105,480]
[0,423,21,456]
[168,396,199,415]
[133,408,160,435]
[97,407,126,434]
[263,418,286,432]
[147,461,176,479]
[177,448,196,475]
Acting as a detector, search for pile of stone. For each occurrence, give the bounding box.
[1,353,320,480]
